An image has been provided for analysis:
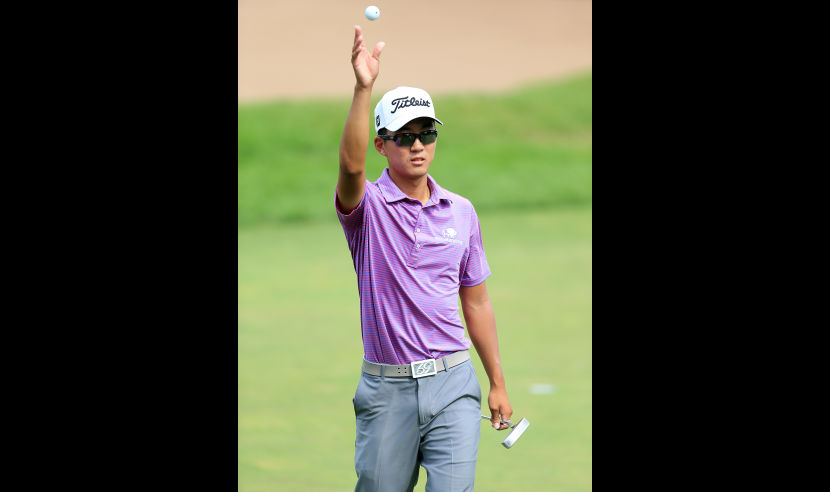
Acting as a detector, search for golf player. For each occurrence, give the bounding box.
[335,25,513,491]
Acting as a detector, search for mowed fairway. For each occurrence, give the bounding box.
[238,207,592,491]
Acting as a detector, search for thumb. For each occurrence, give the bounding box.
[372,41,386,59]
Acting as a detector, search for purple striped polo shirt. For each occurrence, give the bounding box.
[335,168,491,365]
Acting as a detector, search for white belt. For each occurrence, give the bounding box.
[361,350,470,378]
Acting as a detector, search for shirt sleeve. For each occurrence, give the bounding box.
[460,206,491,286]
[335,182,368,251]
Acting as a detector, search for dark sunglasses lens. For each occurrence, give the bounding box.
[394,131,437,146]
[395,134,416,146]
[419,131,437,144]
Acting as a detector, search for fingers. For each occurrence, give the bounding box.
[352,25,363,55]
[501,404,514,430]
[490,410,505,430]
[352,35,365,62]
[490,405,514,430]
[353,25,384,61]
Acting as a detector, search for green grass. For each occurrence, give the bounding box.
[238,208,592,491]
[238,72,592,489]
[238,72,592,226]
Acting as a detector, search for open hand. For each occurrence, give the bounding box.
[351,25,385,89]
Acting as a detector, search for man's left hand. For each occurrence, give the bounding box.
[488,386,513,430]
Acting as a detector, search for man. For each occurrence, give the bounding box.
[335,25,513,492]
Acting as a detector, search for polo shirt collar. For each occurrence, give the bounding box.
[378,168,453,206]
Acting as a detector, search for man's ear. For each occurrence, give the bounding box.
[374,136,387,156]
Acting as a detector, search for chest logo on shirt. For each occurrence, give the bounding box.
[436,227,463,245]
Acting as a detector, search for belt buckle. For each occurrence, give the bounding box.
[410,359,437,378]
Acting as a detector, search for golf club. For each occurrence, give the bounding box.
[481,415,531,448]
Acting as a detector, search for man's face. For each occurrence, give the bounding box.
[374,117,437,180]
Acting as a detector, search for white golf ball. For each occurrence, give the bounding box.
[365,6,380,21]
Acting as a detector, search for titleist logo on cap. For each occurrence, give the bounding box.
[390,96,431,114]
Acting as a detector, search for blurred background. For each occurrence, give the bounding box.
[238,1,592,490]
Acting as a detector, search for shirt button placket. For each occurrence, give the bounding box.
[410,205,423,268]
[415,207,425,260]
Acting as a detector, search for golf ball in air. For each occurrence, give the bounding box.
[365,6,380,21]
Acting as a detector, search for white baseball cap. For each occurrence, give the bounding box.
[374,86,444,133]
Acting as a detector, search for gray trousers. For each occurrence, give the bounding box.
[353,359,482,492]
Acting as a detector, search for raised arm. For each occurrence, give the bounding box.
[460,281,513,430]
[337,25,386,213]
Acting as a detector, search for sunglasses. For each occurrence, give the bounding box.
[380,129,438,147]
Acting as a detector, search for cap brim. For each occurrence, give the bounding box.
[385,116,444,132]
